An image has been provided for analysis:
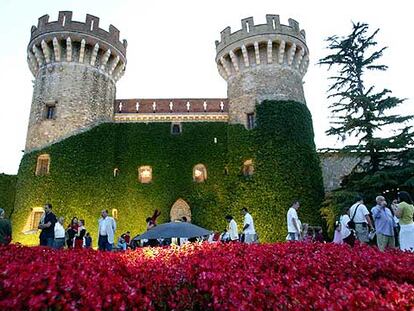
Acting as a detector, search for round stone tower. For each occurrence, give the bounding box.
[215,15,309,127]
[25,11,127,152]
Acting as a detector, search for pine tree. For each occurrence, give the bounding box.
[319,22,414,199]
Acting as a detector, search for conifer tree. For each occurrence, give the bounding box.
[319,22,414,198]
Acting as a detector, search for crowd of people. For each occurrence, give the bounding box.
[0,191,413,253]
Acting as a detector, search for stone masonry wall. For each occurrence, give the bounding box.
[26,63,115,151]
[227,65,305,124]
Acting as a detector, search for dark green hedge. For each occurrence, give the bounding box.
[0,173,17,218]
[13,100,324,245]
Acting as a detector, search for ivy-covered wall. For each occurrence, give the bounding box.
[0,173,17,218]
[13,100,324,245]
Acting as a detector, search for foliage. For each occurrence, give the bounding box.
[13,101,323,245]
[1,242,414,310]
[319,22,414,221]
[0,173,17,218]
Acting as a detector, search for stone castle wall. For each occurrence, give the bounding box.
[215,15,309,127]
[26,63,116,151]
[25,11,127,152]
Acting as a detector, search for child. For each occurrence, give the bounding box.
[84,232,92,248]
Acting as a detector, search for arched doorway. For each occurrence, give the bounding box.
[170,198,191,222]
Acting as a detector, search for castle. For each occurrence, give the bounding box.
[8,12,354,245]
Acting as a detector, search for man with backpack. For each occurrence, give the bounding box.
[349,196,373,243]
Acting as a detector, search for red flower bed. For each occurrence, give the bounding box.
[0,242,413,310]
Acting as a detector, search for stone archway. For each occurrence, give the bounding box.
[170,198,191,223]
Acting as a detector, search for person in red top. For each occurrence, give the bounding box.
[74,219,86,249]
[66,217,78,248]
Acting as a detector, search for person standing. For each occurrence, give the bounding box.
[394,191,414,252]
[98,210,116,251]
[66,217,78,249]
[225,215,239,242]
[349,196,373,243]
[339,207,355,246]
[38,203,57,247]
[286,201,302,241]
[371,196,396,251]
[0,208,12,246]
[53,217,66,249]
[74,219,86,249]
[241,208,256,243]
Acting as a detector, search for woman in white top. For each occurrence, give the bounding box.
[339,207,355,247]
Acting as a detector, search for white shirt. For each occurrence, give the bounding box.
[349,202,370,223]
[98,216,116,244]
[228,219,239,241]
[339,214,351,239]
[243,213,255,234]
[287,207,300,233]
[54,222,65,239]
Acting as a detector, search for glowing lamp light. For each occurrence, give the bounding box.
[194,169,202,177]
[141,170,151,178]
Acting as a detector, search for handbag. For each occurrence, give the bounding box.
[348,204,360,230]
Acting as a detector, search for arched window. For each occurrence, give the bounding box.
[35,154,50,176]
[113,168,120,177]
[112,208,118,220]
[243,159,254,177]
[171,123,182,134]
[193,164,207,183]
[138,166,152,183]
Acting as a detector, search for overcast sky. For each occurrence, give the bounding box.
[0,0,412,174]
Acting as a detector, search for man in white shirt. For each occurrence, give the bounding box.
[349,196,373,243]
[241,208,256,243]
[53,217,66,249]
[287,201,302,241]
[225,215,239,242]
[98,209,116,251]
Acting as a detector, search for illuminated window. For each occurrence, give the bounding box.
[113,168,120,177]
[112,208,118,220]
[22,207,44,234]
[35,154,50,176]
[139,166,152,183]
[243,159,254,177]
[193,164,207,183]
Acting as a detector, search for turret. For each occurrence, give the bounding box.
[215,15,309,127]
[25,11,127,151]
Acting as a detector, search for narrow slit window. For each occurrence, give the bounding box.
[112,209,118,220]
[45,104,56,120]
[247,113,255,129]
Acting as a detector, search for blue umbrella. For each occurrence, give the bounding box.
[133,222,212,240]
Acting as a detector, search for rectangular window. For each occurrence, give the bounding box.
[36,154,50,176]
[45,104,56,120]
[247,113,255,129]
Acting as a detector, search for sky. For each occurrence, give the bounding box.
[0,0,412,174]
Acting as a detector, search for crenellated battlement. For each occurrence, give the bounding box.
[30,11,127,56]
[27,11,127,81]
[215,15,309,81]
[215,15,306,54]
[215,15,310,127]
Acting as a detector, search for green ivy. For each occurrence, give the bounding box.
[0,173,17,218]
[13,100,324,245]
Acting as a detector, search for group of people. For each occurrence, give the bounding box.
[36,203,92,249]
[333,191,414,252]
[220,208,258,243]
[1,191,413,252]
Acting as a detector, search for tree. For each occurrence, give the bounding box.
[319,22,414,199]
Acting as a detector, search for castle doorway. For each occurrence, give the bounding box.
[170,198,191,222]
